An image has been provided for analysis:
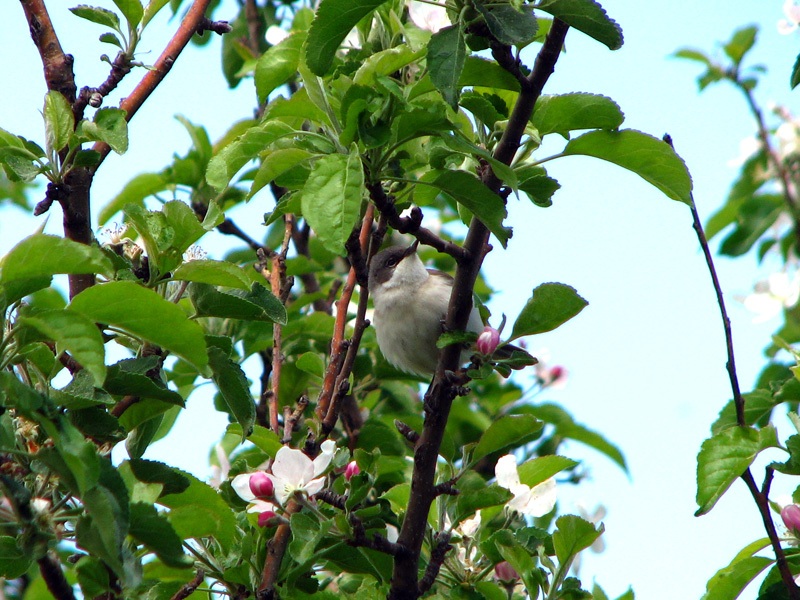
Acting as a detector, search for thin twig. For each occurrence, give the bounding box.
[90,0,217,168]
[257,499,300,598]
[673,133,800,599]
[170,569,205,600]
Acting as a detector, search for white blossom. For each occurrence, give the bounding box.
[742,272,800,323]
[495,454,557,517]
[779,0,800,34]
[406,0,450,33]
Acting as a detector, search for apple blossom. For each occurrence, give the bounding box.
[782,504,800,533]
[779,0,800,34]
[249,471,274,499]
[476,326,501,355]
[495,454,557,517]
[344,461,360,481]
[742,272,800,323]
[494,561,519,583]
[231,472,279,517]
[267,439,337,505]
[257,510,278,528]
[406,0,449,33]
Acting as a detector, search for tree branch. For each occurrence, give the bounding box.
[90,0,218,168]
[387,20,570,600]
[676,133,799,599]
[19,0,77,103]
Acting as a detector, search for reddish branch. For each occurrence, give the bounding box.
[267,217,294,434]
[258,499,300,598]
[316,205,376,424]
[90,0,218,168]
[387,21,571,600]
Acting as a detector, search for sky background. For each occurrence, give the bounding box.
[1,1,799,598]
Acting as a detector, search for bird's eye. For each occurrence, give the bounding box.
[386,257,398,268]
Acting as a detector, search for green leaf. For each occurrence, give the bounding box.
[533,93,624,138]
[129,502,192,568]
[510,282,587,340]
[99,172,168,225]
[702,538,772,600]
[552,514,603,566]
[69,5,121,29]
[517,455,578,487]
[304,0,390,75]
[20,309,106,386]
[430,170,510,247]
[353,45,422,87]
[142,0,169,27]
[475,4,538,46]
[454,484,512,525]
[516,165,560,207]
[1,234,113,288]
[255,32,305,103]
[69,281,209,373]
[104,358,184,405]
[472,415,544,463]
[81,108,128,154]
[695,425,779,516]
[171,259,251,290]
[208,346,255,439]
[206,121,294,191]
[0,536,32,579]
[189,282,287,324]
[409,56,521,100]
[792,52,800,90]
[300,147,365,256]
[563,129,693,204]
[722,26,758,67]
[124,201,207,274]
[112,0,143,27]
[249,148,314,200]
[227,423,282,457]
[527,403,627,471]
[491,529,539,596]
[158,468,236,551]
[0,371,45,418]
[76,557,111,598]
[44,91,75,158]
[427,25,466,108]
[535,0,623,50]
[711,390,777,435]
[288,512,333,565]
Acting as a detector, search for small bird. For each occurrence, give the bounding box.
[368,241,485,376]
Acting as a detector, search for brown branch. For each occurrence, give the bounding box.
[366,183,467,262]
[19,0,77,102]
[170,569,205,600]
[677,132,799,599]
[90,0,217,169]
[387,20,570,600]
[257,499,300,598]
[37,552,76,600]
[282,395,308,444]
[418,532,452,595]
[74,52,133,120]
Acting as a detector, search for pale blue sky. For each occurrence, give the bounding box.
[1,1,798,598]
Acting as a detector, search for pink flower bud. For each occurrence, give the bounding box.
[345,461,361,481]
[249,472,274,500]
[494,561,519,582]
[782,504,800,533]
[257,510,278,527]
[477,326,501,355]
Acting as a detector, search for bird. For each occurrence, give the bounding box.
[367,241,485,376]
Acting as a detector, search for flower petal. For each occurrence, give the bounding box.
[272,446,313,486]
[247,498,278,514]
[231,473,257,502]
[312,440,336,478]
[495,455,521,489]
[523,477,557,517]
[302,476,326,498]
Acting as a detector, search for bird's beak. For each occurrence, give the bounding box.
[403,239,420,258]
